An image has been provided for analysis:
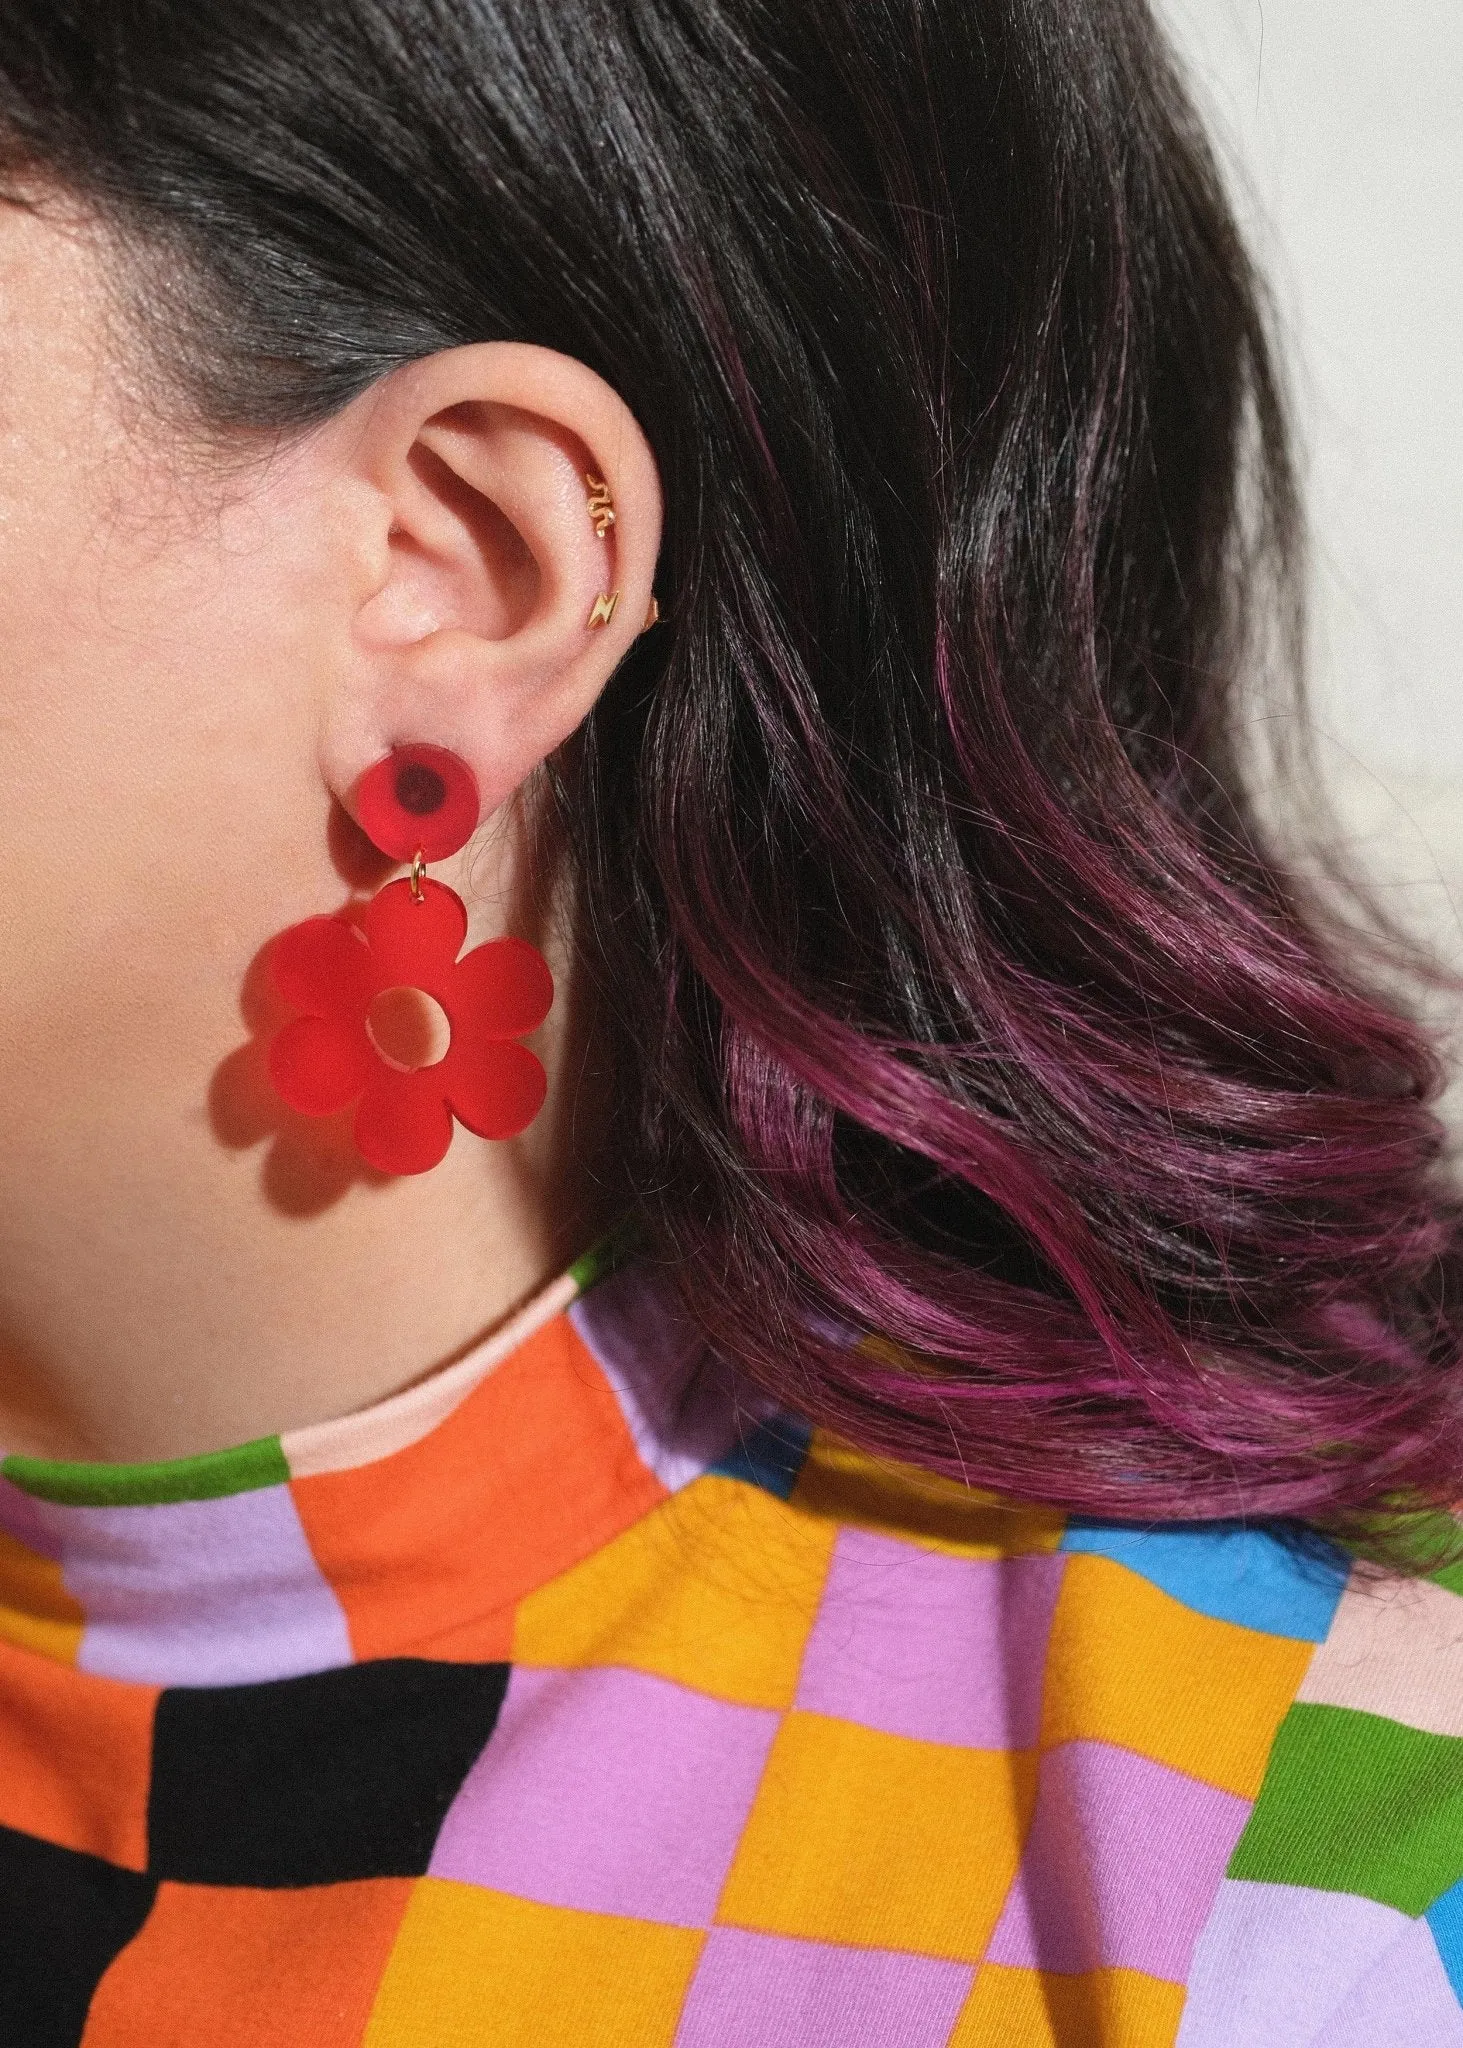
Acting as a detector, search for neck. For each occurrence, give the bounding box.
[0,879,608,1468]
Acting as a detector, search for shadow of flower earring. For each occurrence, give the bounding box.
[265,745,554,1175]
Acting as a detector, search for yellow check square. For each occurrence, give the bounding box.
[513,1475,836,1710]
[1041,1555,1311,1797]
[365,1880,703,2047]
[717,1710,1036,1960]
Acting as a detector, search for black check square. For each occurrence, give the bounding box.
[0,1824,156,2048]
[147,1656,509,1887]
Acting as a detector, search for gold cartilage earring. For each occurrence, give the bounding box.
[585,474,616,539]
[587,591,620,629]
[643,597,661,631]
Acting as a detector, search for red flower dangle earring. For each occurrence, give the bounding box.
[266,744,554,1176]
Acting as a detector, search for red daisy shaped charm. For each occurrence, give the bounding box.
[267,878,554,1176]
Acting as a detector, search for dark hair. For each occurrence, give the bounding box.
[3,0,1459,1556]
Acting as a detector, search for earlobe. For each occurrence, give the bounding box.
[321,341,662,831]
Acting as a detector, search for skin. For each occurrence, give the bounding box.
[0,196,662,1462]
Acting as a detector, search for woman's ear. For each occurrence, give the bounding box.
[320,341,661,827]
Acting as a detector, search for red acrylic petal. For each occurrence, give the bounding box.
[449,938,555,1041]
[353,1069,455,1176]
[268,1014,376,1115]
[445,1040,548,1141]
[354,746,480,863]
[270,917,373,1020]
[361,878,468,999]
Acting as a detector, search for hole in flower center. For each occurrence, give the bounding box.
[366,987,452,1072]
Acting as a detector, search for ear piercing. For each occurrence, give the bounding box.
[585,473,616,538]
[582,470,662,634]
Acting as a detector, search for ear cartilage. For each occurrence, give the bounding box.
[587,591,620,629]
[584,473,616,539]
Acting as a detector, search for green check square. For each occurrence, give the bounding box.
[1230,1703,1463,1914]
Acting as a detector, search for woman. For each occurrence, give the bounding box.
[1,1,1460,2042]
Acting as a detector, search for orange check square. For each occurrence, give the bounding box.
[293,1315,666,1663]
[0,1635,155,1869]
[81,1879,413,2047]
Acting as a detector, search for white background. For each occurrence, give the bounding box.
[1155,0,1463,973]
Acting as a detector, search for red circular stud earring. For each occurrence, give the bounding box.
[265,746,555,1176]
